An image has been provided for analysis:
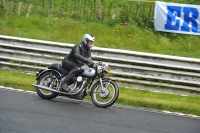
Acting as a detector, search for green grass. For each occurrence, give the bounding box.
[118,88,200,115]
[0,69,36,91]
[0,69,200,116]
[0,14,200,58]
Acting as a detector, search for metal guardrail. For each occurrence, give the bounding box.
[0,35,200,95]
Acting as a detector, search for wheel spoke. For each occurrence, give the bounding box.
[39,74,59,95]
[92,81,116,105]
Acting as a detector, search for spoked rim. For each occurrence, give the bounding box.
[39,75,59,96]
[92,82,116,105]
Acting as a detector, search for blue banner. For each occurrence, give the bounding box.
[154,1,200,35]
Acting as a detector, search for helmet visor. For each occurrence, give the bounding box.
[87,41,95,48]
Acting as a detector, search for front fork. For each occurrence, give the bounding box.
[99,78,105,92]
[99,78,111,93]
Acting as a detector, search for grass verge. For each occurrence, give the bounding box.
[0,15,200,58]
[0,69,200,116]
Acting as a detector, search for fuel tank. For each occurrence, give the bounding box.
[81,68,95,77]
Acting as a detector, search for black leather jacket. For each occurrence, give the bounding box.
[63,42,91,66]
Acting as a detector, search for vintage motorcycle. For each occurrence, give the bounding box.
[32,62,119,108]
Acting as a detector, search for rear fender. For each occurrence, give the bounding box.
[36,69,62,80]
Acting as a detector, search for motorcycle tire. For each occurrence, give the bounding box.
[36,71,59,100]
[91,79,119,108]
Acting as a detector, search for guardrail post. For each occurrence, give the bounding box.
[2,0,5,9]
[47,0,51,17]
[26,3,32,18]
[98,0,102,20]
[17,2,22,16]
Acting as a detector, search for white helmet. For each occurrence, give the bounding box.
[82,34,95,45]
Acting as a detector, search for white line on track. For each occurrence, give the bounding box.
[0,85,199,120]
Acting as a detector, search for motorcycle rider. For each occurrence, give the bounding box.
[61,34,95,91]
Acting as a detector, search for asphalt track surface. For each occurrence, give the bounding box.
[0,87,200,133]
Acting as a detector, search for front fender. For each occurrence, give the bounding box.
[36,69,62,80]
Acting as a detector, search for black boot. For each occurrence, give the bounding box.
[60,77,70,92]
[60,66,82,92]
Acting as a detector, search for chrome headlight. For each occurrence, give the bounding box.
[105,64,111,72]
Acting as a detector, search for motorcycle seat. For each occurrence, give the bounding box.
[48,63,69,75]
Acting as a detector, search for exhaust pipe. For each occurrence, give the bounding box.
[32,84,62,94]
[32,84,84,96]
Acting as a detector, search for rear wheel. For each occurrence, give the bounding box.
[91,79,119,108]
[36,71,60,100]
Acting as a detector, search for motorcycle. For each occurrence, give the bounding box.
[32,62,119,108]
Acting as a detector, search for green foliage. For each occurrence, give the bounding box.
[118,87,200,116]
[164,0,200,4]
[106,19,119,27]
[0,14,199,58]
[0,69,36,91]
[0,0,199,28]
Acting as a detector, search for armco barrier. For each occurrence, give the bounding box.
[0,35,200,95]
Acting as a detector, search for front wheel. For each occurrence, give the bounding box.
[91,79,119,108]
